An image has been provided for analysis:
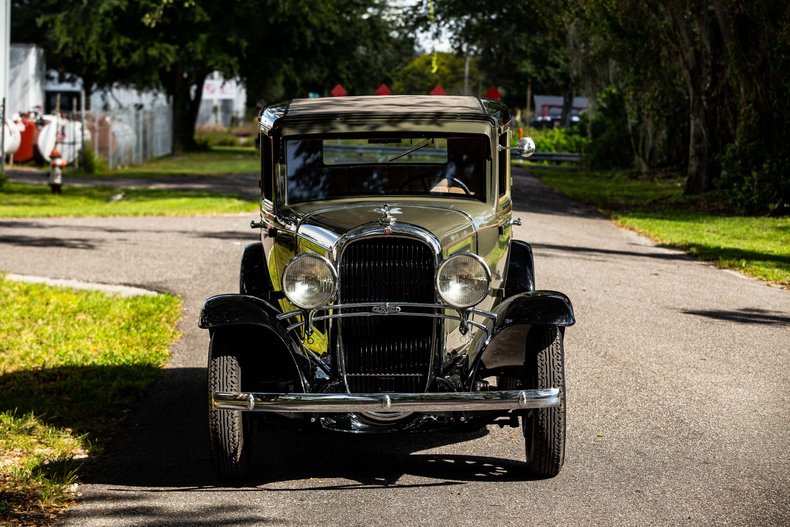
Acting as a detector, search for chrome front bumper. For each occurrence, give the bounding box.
[212,388,560,413]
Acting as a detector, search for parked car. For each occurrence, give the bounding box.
[199,95,575,480]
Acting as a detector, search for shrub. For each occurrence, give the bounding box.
[717,114,790,215]
[526,126,589,154]
[0,171,6,189]
[79,143,106,174]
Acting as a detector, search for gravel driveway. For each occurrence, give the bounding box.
[0,168,787,526]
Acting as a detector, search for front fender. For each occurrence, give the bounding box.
[199,293,282,330]
[494,290,574,330]
[469,290,574,381]
[199,294,311,391]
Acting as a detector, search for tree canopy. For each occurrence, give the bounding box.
[391,52,478,95]
[12,0,416,150]
[413,0,789,214]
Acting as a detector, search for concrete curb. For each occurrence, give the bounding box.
[5,273,159,297]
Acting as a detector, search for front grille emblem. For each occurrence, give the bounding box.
[372,303,402,315]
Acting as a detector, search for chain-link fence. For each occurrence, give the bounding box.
[79,105,173,169]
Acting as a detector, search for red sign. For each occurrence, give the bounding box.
[430,84,446,96]
[484,86,501,100]
[375,84,392,96]
[330,84,347,97]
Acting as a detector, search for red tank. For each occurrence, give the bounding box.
[15,118,38,162]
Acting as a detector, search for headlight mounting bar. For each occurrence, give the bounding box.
[276,302,497,338]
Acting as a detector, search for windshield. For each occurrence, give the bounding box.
[285,134,488,203]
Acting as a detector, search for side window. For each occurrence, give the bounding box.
[498,132,508,197]
[260,134,273,201]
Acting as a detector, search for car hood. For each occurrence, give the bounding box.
[288,201,479,254]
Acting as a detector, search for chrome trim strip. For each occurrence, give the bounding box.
[258,104,288,134]
[332,223,442,264]
[287,311,490,336]
[212,388,560,413]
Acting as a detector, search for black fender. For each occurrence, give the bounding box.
[199,293,310,391]
[494,290,574,329]
[470,290,574,381]
[504,240,535,296]
[239,242,274,299]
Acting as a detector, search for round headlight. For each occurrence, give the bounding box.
[436,253,492,309]
[282,254,337,309]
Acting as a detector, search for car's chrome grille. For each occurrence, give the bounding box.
[338,237,436,393]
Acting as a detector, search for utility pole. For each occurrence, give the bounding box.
[0,0,10,174]
[463,55,470,96]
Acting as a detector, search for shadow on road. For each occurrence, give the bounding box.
[0,220,259,245]
[682,307,790,326]
[0,233,98,250]
[531,241,691,262]
[6,170,261,200]
[17,366,524,491]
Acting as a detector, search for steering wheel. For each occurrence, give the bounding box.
[447,177,472,195]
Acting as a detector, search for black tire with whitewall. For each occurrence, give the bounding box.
[522,325,566,478]
[208,330,253,480]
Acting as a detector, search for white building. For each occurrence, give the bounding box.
[8,44,45,115]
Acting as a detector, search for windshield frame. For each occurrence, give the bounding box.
[281,131,493,206]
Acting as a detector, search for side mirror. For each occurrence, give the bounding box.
[498,136,536,158]
[516,137,535,158]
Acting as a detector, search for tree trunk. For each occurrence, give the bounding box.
[170,70,209,152]
[663,0,719,194]
[560,86,574,128]
[684,94,710,194]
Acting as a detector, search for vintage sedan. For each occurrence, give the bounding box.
[199,95,574,480]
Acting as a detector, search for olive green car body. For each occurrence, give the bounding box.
[200,96,574,479]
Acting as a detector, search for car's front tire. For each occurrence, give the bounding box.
[208,330,253,480]
[522,325,566,478]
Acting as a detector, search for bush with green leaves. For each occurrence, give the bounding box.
[79,143,106,174]
[0,171,7,189]
[525,126,589,154]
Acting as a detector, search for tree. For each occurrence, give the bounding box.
[242,0,416,103]
[13,0,418,151]
[11,0,131,103]
[583,0,789,210]
[408,0,578,115]
[13,0,253,150]
[391,52,477,95]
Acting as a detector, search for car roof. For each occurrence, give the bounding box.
[260,95,511,133]
[287,95,486,116]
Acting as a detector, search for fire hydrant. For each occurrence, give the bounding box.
[49,147,66,194]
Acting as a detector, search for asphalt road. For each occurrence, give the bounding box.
[0,168,787,526]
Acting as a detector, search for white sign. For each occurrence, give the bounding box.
[202,79,239,100]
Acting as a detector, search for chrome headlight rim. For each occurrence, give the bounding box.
[435,252,492,309]
[281,253,338,310]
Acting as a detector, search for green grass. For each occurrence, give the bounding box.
[74,146,259,178]
[526,166,790,285]
[0,277,181,524]
[0,182,256,218]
